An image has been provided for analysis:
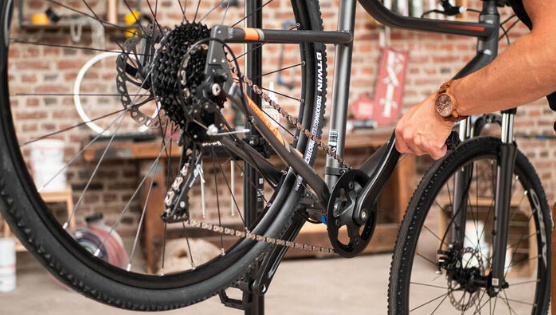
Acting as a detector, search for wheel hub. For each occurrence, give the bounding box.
[438,247,488,311]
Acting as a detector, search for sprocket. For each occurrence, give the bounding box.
[152,22,212,127]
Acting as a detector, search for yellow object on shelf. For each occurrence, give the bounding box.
[124,11,141,38]
[31,14,49,25]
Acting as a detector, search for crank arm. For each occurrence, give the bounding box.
[356,131,460,214]
[355,132,400,215]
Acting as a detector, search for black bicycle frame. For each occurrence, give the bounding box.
[216,0,501,202]
[217,0,516,290]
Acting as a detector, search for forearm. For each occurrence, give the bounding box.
[451,28,556,116]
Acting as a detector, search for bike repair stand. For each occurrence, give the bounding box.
[243,1,265,313]
[220,1,265,314]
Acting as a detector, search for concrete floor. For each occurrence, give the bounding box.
[0,251,543,314]
[0,252,392,315]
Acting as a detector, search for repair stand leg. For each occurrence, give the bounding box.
[244,1,264,314]
[551,201,555,315]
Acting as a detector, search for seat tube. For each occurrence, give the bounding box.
[324,0,357,189]
[490,110,517,291]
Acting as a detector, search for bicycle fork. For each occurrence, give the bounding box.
[449,111,517,295]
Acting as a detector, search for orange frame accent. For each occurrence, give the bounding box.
[246,96,285,146]
[242,28,260,41]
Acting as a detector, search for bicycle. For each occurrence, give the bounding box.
[0,0,550,314]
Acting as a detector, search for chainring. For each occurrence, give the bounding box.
[326,170,377,258]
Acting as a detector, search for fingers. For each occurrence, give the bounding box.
[395,127,426,156]
[395,126,448,160]
[430,144,448,160]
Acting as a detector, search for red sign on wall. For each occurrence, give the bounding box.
[373,47,408,126]
[351,47,409,126]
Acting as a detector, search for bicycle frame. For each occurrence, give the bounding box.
[213,0,501,202]
[213,0,517,291]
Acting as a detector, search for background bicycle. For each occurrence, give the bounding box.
[0,0,554,314]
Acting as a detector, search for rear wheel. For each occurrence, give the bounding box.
[389,137,551,314]
[0,0,327,310]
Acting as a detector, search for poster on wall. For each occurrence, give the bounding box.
[351,46,409,127]
[372,46,409,126]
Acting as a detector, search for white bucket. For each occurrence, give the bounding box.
[0,238,16,292]
[30,140,66,192]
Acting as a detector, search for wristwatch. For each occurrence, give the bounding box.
[435,80,468,122]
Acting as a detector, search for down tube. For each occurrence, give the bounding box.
[325,0,357,189]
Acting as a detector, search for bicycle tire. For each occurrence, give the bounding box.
[389,137,551,314]
[0,0,327,311]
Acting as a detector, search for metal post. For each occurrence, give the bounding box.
[244,0,265,314]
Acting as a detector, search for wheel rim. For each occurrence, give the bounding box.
[3,0,322,289]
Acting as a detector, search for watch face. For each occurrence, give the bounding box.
[435,94,453,117]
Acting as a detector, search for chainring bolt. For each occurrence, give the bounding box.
[360,209,368,222]
[211,83,222,96]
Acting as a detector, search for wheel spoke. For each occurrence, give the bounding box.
[410,282,449,290]
[11,39,130,55]
[232,0,275,27]
[22,108,126,147]
[145,0,165,34]
[416,252,438,267]
[127,173,156,271]
[254,62,305,81]
[199,0,227,23]
[93,128,178,258]
[66,112,127,227]
[48,0,126,31]
[210,147,226,252]
[182,222,197,269]
[410,292,451,313]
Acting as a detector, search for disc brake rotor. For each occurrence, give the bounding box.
[447,247,485,311]
[116,25,167,129]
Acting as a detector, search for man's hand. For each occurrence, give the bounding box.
[395,94,455,160]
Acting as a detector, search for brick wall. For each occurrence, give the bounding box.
[5,0,556,241]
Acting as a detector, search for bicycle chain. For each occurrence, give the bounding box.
[186,218,335,254]
[163,162,335,254]
[234,71,351,169]
[161,43,349,254]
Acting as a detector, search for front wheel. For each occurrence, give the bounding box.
[389,137,551,314]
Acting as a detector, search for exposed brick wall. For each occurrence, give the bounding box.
[5,0,556,243]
